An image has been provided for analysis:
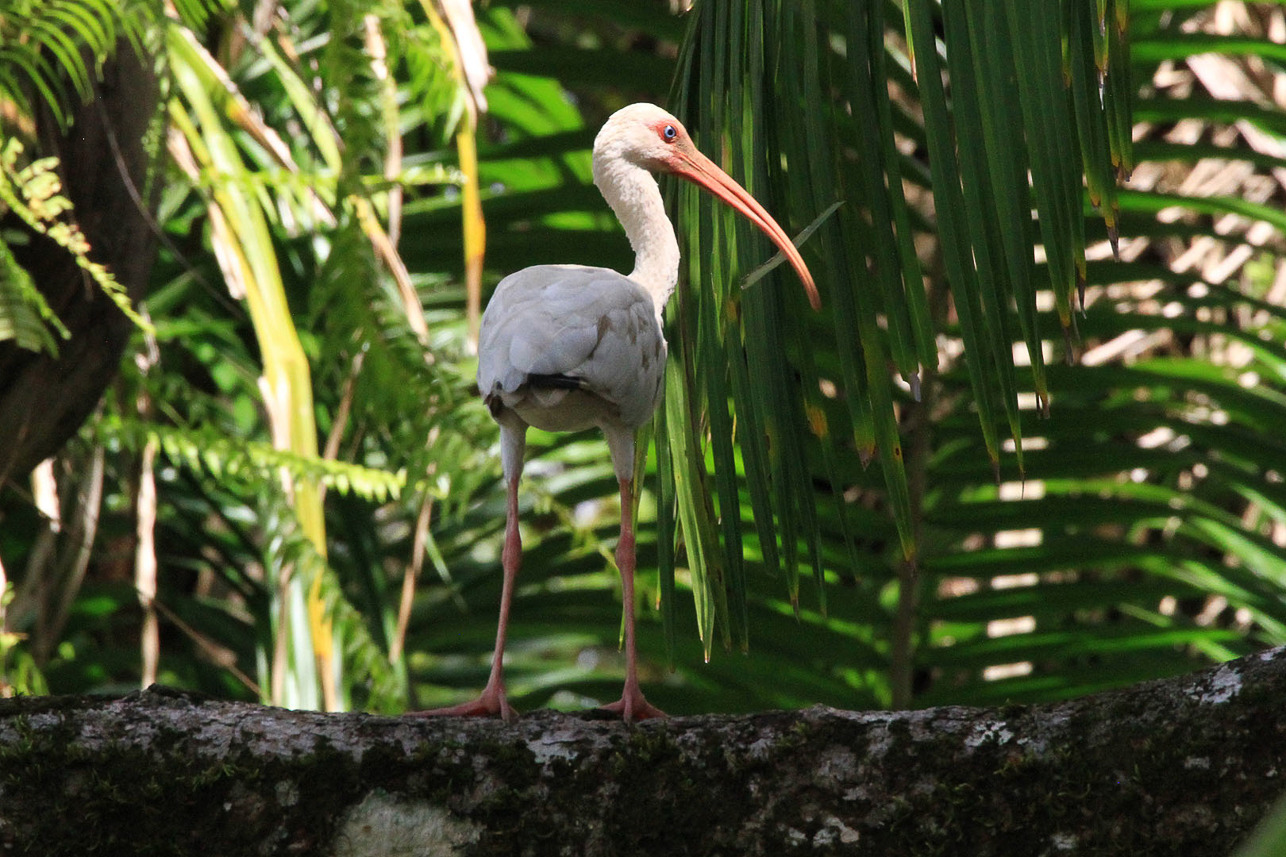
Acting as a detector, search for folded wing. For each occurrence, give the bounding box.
[477,264,666,430]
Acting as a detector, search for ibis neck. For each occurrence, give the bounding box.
[593,157,680,317]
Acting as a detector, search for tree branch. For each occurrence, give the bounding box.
[3,648,1284,855]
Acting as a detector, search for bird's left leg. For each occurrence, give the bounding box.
[409,424,524,721]
[600,473,665,723]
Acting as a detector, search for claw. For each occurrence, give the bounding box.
[408,682,518,722]
[600,680,666,724]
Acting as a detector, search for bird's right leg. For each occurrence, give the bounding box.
[410,426,524,721]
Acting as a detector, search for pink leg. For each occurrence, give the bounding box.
[410,475,521,722]
[600,477,665,723]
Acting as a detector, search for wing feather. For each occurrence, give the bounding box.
[478,265,665,429]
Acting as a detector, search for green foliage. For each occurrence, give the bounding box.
[102,416,406,504]
[1,0,1283,727]
[0,141,152,342]
[0,144,76,353]
[1235,791,1286,857]
[0,585,47,696]
[0,0,165,357]
[642,0,1286,709]
[0,0,149,128]
[0,0,228,128]
[0,233,62,355]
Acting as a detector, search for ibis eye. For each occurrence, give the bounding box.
[662,124,677,141]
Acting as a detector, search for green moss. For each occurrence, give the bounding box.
[0,714,374,856]
[4,685,1283,856]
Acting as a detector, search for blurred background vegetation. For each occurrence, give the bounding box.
[0,0,1284,723]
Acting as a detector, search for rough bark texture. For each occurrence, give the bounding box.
[1,648,1283,856]
[0,42,160,482]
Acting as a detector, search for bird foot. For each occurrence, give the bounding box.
[407,686,518,722]
[599,691,666,724]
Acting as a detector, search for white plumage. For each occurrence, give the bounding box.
[478,264,665,436]
[415,103,817,723]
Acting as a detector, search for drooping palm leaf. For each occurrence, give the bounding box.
[657,0,1286,707]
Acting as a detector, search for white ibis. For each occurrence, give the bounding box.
[419,103,818,723]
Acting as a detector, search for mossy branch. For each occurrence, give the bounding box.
[0,649,1283,856]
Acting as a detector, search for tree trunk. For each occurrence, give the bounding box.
[2,648,1283,856]
[0,41,160,483]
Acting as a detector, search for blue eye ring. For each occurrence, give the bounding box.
[662,124,677,141]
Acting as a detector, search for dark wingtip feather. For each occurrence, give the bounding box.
[526,373,585,390]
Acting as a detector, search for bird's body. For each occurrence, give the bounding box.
[478,264,665,438]
[414,103,816,723]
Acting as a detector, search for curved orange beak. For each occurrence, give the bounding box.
[666,144,820,311]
